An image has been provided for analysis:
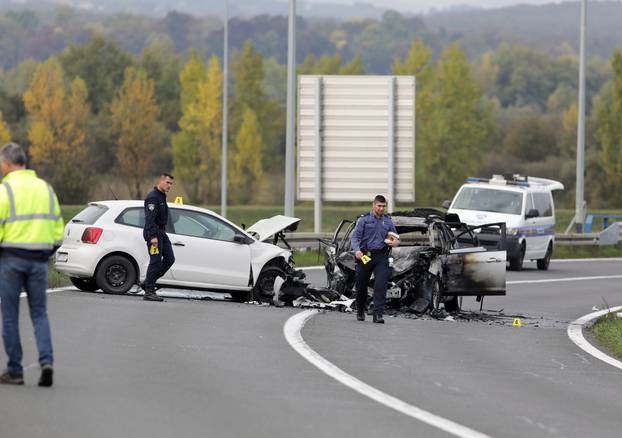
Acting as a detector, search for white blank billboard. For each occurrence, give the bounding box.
[297,75,416,206]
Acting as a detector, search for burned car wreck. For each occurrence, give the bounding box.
[318,209,507,313]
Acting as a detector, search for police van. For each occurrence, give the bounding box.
[444,175,564,271]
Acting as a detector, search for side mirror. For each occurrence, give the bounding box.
[233,234,251,244]
[441,200,451,209]
[525,209,539,219]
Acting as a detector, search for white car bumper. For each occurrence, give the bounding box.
[54,244,106,278]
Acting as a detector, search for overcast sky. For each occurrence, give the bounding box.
[295,0,592,14]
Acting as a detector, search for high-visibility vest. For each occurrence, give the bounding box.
[0,169,64,251]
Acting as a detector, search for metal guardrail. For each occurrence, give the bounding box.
[282,225,622,249]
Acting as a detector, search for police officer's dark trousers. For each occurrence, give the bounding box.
[355,252,390,316]
[145,231,175,290]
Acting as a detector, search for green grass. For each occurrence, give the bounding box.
[48,262,72,288]
[553,244,622,259]
[591,312,622,360]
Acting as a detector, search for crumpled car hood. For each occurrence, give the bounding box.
[246,215,300,242]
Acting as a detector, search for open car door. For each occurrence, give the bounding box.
[444,223,507,297]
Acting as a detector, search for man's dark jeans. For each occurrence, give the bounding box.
[355,252,390,316]
[0,256,53,375]
[145,231,175,290]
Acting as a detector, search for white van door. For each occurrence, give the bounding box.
[523,193,539,259]
[531,192,555,258]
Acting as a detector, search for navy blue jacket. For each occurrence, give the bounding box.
[143,187,168,241]
[351,212,397,252]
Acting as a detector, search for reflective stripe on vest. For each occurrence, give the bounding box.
[1,182,61,224]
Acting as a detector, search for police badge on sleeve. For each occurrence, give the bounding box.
[148,203,155,211]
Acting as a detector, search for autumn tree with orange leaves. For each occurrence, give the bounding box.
[24,58,93,203]
[111,67,166,199]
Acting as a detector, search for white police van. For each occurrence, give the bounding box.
[444,175,564,271]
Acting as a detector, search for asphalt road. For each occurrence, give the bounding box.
[1,259,621,438]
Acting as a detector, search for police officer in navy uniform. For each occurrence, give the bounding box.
[142,173,175,302]
[351,195,400,323]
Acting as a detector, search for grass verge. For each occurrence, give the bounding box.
[591,312,622,360]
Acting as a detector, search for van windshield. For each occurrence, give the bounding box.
[453,187,523,215]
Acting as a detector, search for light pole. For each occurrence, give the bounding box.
[221,0,229,218]
[575,0,587,232]
[284,0,296,217]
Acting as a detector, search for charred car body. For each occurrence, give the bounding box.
[320,209,507,313]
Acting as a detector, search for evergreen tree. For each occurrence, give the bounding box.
[417,44,493,204]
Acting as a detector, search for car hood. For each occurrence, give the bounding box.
[447,209,523,227]
[246,215,301,242]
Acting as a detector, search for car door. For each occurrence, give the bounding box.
[523,192,538,259]
[444,224,506,296]
[167,208,251,289]
[531,192,554,257]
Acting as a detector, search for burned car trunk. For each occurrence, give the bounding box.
[321,209,507,313]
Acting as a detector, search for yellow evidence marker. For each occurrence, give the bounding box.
[174,196,184,204]
[361,254,371,264]
[513,318,522,327]
[150,244,159,255]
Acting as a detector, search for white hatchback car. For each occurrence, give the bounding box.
[54,200,301,301]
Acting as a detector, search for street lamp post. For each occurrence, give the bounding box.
[221,0,229,218]
[284,0,296,217]
[575,0,587,232]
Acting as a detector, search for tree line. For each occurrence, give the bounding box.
[1,7,622,207]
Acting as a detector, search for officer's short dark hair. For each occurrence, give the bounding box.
[373,194,387,204]
[160,173,174,180]
[0,142,27,166]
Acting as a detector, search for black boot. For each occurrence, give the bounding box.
[38,363,53,387]
[357,310,365,321]
[143,288,163,302]
[373,314,385,324]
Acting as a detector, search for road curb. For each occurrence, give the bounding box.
[567,305,622,371]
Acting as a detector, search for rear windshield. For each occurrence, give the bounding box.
[453,187,523,215]
[70,204,109,225]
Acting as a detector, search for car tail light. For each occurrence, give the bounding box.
[81,227,103,244]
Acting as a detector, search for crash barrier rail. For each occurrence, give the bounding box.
[282,224,622,250]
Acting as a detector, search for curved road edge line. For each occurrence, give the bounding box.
[568,306,622,370]
[284,310,492,438]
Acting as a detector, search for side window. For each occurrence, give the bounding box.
[170,209,237,242]
[525,193,534,215]
[533,193,553,217]
[115,207,145,228]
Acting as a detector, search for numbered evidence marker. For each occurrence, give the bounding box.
[150,244,159,255]
[513,318,522,327]
[174,196,184,204]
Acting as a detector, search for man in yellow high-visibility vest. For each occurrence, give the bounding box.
[0,143,63,387]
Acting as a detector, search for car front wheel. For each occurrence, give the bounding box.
[537,243,552,270]
[509,243,525,271]
[253,266,286,303]
[95,255,136,295]
[70,277,99,292]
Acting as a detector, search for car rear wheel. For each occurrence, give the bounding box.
[95,255,136,295]
[537,243,552,270]
[509,243,525,271]
[253,266,286,303]
[230,291,249,303]
[444,296,461,313]
[70,277,99,292]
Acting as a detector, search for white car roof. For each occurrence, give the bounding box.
[461,182,555,194]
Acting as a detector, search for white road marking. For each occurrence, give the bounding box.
[550,257,622,263]
[284,310,492,438]
[567,306,622,371]
[22,286,74,298]
[508,275,622,285]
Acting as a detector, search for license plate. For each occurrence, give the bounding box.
[56,252,68,263]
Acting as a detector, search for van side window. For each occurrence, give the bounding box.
[533,193,553,217]
[525,194,534,215]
